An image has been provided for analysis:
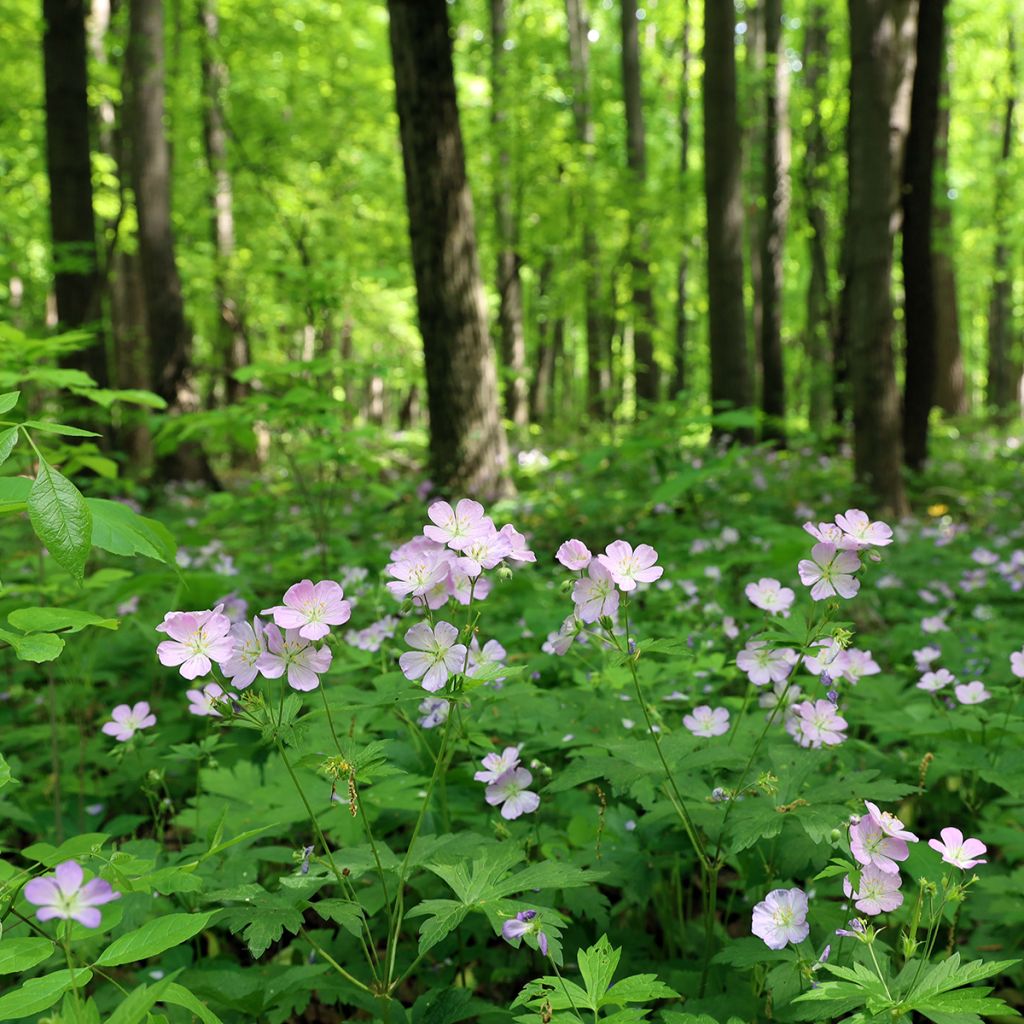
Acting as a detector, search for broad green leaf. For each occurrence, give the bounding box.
[0,426,18,466]
[22,833,110,865]
[8,607,119,634]
[160,983,225,1024]
[28,460,92,583]
[0,390,20,414]
[0,753,13,792]
[22,419,100,437]
[105,972,179,1024]
[87,498,176,564]
[0,968,92,1019]
[0,626,66,663]
[74,387,167,410]
[406,899,469,954]
[577,935,621,1008]
[0,475,31,511]
[0,937,54,974]
[95,911,217,966]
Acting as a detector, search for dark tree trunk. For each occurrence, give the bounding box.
[703,0,752,438]
[621,0,657,403]
[801,2,833,433]
[529,259,556,422]
[566,0,606,417]
[671,0,692,397]
[387,0,511,499]
[490,0,528,431]
[745,1,765,407]
[758,0,790,444]
[846,0,908,515]
[42,0,108,386]
[901,0,946,470]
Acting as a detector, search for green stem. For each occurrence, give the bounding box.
[301,926,372,992]
[550,959,586,1023]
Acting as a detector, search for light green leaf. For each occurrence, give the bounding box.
[0,626,66,663]
[0,968,92,1019]
[105,972,179,1024]
[28,460,92,583]
[22,419,101,437]
[0,426,18,466]
[87,498,176,564]
[577,934,621,1008]
[0,390,20,414]
[74,387,167,410]
[0,937,55,974]
[0,475,31,511]
[160,983,225,1024]
[0,753,13,792]
[95,911,217,966]
[8,607,119,635]
[407,899,469,955]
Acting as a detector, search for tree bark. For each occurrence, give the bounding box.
[490,0,528,431]
[901,0,945,470]
[703,0,752,438]
[42,0,108,386]
[386,0,511,499]
[758,0,790,444]
[671,0,692,397]
[621,0,657,403]
[745,1,765,407]
[529,259,556,422]
[846,0,908,515]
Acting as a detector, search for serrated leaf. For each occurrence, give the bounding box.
[0,968,93,1019]
[28,460,92,582]
[599,973,678,1008]
[0,937,55,974]
[578,935,621,1007]
[95,911,217,966]
[406,898,469,954]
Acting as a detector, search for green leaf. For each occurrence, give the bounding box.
[22,832,110,865]
[0,475,31,511]
[8,607,119,634]
[87,498,176,564]
[220,895,303,958]
[0,937,55,974]
[73,387,167,410]
[0,390,20,414]
[406,899,469,954]
[0,626,66,663]
[0,969,93,1019]
[22,419,100,437]
[95,911,217,966]
[0,426,18,466]
[106,972,179,1024]
[577,935,621,1009]
[599,973,678,1008]
[311,898,365,938]
[28,460,92,583]
[160,983,225,1024]
[712,937,796,968]
[0,753,13,792]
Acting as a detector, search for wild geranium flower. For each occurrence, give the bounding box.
[557,539,592,570]
[597,541,663,591]
[102,702,156,741]
[863,801,918,843]
[24,861,120,927]
[186,682,235,717]
[467,638,507,682]
[838,648,880,684]
[913,645,941,671]
[417,697,450,729]
[788,700,847,748]
[398,621,467,692]
[424,499,491,551]
[759,679,803,715]
[258,624,332,691]
[849,816,910,874]
[751,888,810,950]
[572,559,620,622]
[928,827,988,869]
[955,681,991,705]
[920,614,948,634]
[156,606,234,680]
[736,642,797,686]
[803,520,847,546]
[262,580,351,641]
[917,668,955,692]
[1011,647,1024,679]
[454,523,511,577]
[745,578,795,615]
[221,617,266,689]
[542,615,584,656]
[683,705,730,738]
[485,767,540,819]
[804,637,846,676]
[835,509,894,548]
[798,543,861,600]
[843,863,904,915]
[498,523,536,563]
[502,909,548,955]
[474,746,521,783]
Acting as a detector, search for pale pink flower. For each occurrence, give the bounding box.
[745,577,795,615]
[1011,648,1024,679]
[186,682,235,717]
[803,521,849,547]
[449,569,491,605]
[485,767,540,819]
[917,668,955,692]
[920,614,948,634]
[843,864,903,915]
[102,702,156,742]
[258,624,332,691]
[156,606,234,680]
[736,641,797,686]
[789,700,847,747]
[803,637,845,676]
[597,541,664,592]
[751,888,809,949]
[683,705,730,737]
[954,681,990,705]
[454,522,512,577]
[424,499,491,551]
[849,815,910,874]
[24,861,120,928]
[972,547,999,566]
[474,745,521,783]
[557,539,593,570]
[913,645,941,671]
[864,801,919,843]
[835,509,893,548]
[221,617,266,689]
[398,621,467,692]
[572,559,620,622]
[838,648,880,684]
[542,615,584,656]
[262,579,351,641]
[417,697,449,729]
[928,827,987,869]
[499,524,536,563]
[798,543,861,600]
[467,638,507,682]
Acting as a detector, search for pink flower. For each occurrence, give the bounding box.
[789,700,847,747]
[474,746,521,783]
[499,524,536,563]
[955,681,990,705]
[838,648,880,684]
[485,767,540,820]
[156,606,234,680]
[453,522,512,577]
[572,559,620,622]
[683,705,730,737]
[928,827,987,869]
[101,702,156,742]
[424,499,491,551]
[467,638,507,682]
[744,578,795,615]
[736,642,797,686]
[417,697,449,729]
[798,543,861,600]
[398,621,467,692]
[1011,648,1024,679]
[221,618,267,689]
[557,539,593,570]
[751,888,810,949]
[23,861,120,928]
[387,541,453,600]
[542,616,584,655]
[920,614,948,634]
[597,541,663,592]
[842,864,903,915]
[849,815,910,874]
[803,520,852,547]
[864,801,919,843]
[834,509,893,548]
[917,668,955,692]
[262,579,351,641]
[186,682,235,716]
[803,638,845,676]
[258,624,332,691]
[913,645,941,671]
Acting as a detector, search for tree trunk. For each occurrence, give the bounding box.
[745,1,765,408]
[846,0,908,515]
[386,0,511,499]
[758,0,790,444]
[621,0,657,403]
[801,2,833,434]
[900,0,945,470]
[529,259,556,422]
[671,0,692,397]
[490,0,528,431]
[42,0,108,386]
[703,0,752,438]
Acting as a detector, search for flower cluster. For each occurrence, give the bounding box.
[474,746,539,820]
[798,509,892,601]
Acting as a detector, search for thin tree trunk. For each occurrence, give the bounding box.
[703,0,752,439]
[386,0,511,499]
[621,0,657,403]
[846,0,908,515]
[42,0,108,386]
[490,0,528,431]
[745,1,765,407]
[759,0,790,444]
[529,259,556,422]
[672,0,692,397]
[901,0,945,470]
